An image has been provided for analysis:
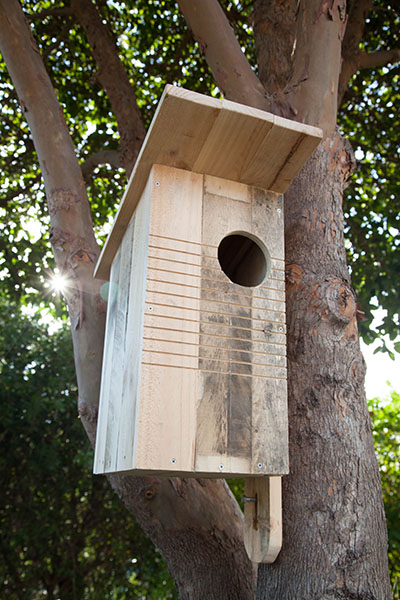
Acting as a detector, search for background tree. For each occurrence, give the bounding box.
[0,298,177,599]
[0,1,399,598]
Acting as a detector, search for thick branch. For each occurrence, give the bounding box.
[81,149,121,181]
[359,47,400,70]
[70,0,145,176]
[338,0,374,106]
[177,0,271,111]
[0,0,105,436]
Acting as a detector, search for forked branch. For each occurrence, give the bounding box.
[177,0,271,111]
[70,0,146,175]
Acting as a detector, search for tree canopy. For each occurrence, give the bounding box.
[0,0,399,349]
[1,1,399,598]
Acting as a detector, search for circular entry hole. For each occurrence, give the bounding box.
[217,233,269,287]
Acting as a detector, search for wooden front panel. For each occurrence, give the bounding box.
[195,175,288,476]
[135,165,203,473]
[95,165,288,477]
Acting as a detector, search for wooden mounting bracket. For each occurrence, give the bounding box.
[243,476,282,563]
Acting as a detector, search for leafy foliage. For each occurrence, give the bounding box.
[340,1,400,352]
[0,299,177,599]
[369,391,400,594]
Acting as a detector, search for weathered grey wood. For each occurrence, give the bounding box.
[244,476,282,563]
[95,165,289,478]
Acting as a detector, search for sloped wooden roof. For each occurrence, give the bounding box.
[95,85,322,279]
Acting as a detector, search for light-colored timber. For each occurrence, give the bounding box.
[94,164,289,477]
[94,86,323,564]
[243,476,282,563]
[94,85,322,280]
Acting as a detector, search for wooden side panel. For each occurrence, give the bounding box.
[94,174,152,473]
[195,176,288,476]
[135,165,203,473]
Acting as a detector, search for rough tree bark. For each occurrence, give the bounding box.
[0,0,393,598]
[251,2,391,597]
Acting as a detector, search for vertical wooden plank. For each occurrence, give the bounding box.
[196,182,253,475]
[243,477,282,563]
[94,215,135,473]
[115,173,153,471]
[195,176,288,476]
[135,165,203,473]
[250,187,288,475]
[93,249,121,473]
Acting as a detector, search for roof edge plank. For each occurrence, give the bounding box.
[95,85,322,280]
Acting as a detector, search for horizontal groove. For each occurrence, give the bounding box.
[143,335,287,360]
[201,261,285,281]
[142,361,287,380]
[143,324,287,351]
[146,264,285,290]
[148,242,285,269]
[146,275,285,302]
[145,313,286,342]
[148,253,202,269]
[145,300,286,326]
[149,243,202,259]
[145,287,285,315]
[149,232,203,247]
[149,233,284,262]
[143,348,287,371]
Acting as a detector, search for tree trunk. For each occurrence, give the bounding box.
[256,133,391,599]
[0,0,392,598]
[250,2,391,595]
[0,3,255,598]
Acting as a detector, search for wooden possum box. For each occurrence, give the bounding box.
[93,85,322,478]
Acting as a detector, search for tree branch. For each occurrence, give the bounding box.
[0,0,105,437]
[177,0,272,111]
[358,47,400,70]
[70,0,146,176]
[26,7,73,20]
[338,0,374,106]
[81,149,121,182]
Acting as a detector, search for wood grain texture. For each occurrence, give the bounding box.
[135,165,203,473]
[94,172,153,473]
[95,84,322,280]
[243,476,282,563]
[195,177,288,476]
[95,166,288,477]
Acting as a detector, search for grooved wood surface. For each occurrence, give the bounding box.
[94,165,289,477]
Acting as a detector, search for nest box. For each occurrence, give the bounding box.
[94,85,321,481]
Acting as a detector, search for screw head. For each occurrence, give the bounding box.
[257,462,263,469]
[171,458,176,464]
[219,464,224,470]
[155,181,160,186]
[279,326,284,332]
[148,306,153,312]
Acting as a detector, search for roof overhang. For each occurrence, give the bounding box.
[95,85,322,280]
